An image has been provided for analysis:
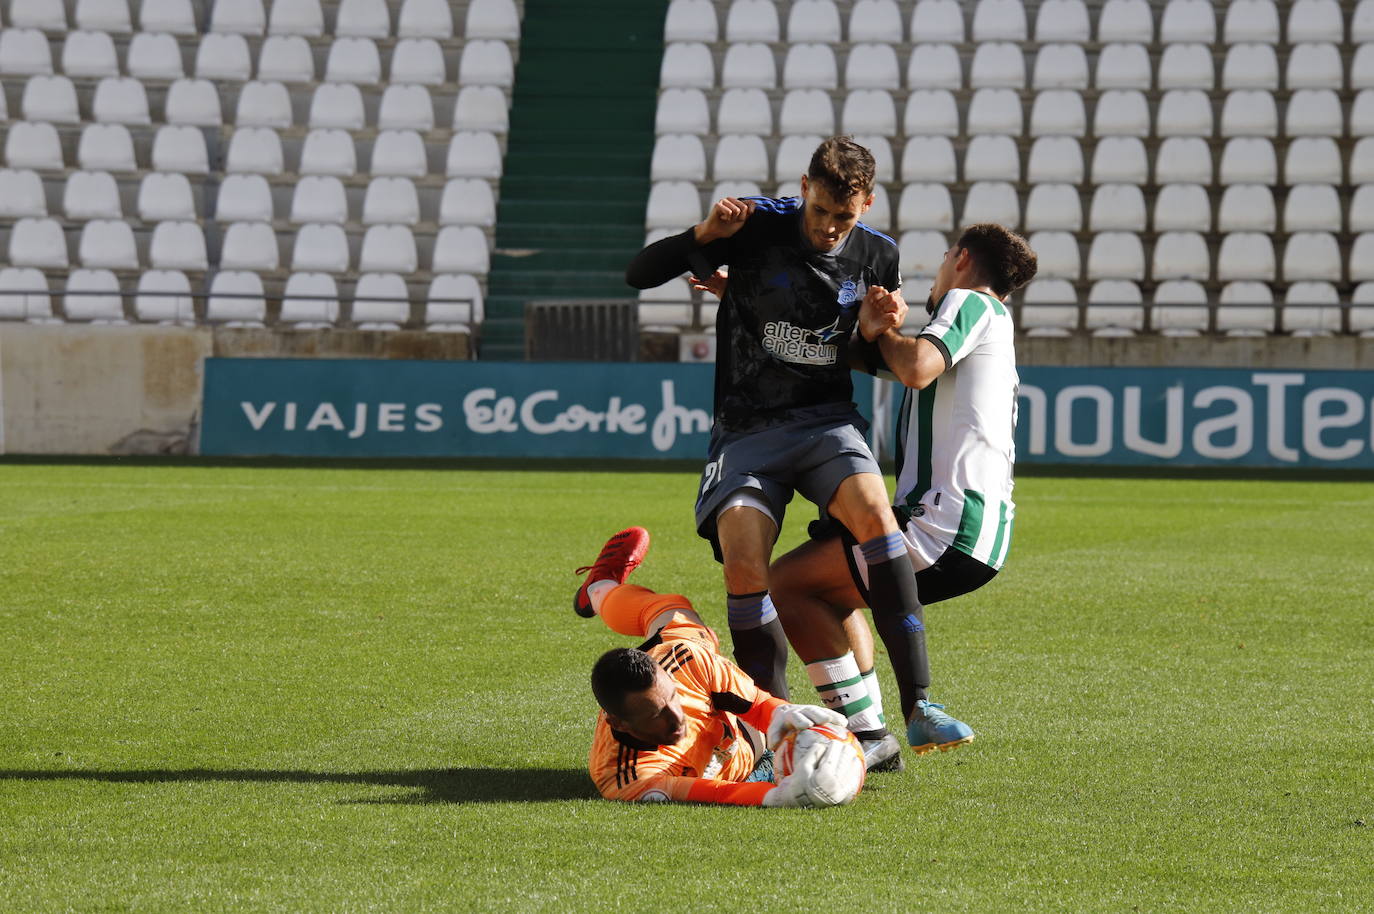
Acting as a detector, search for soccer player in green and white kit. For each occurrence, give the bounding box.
[769,223,1038,767]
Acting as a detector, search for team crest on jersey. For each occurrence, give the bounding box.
[838,280,860,305]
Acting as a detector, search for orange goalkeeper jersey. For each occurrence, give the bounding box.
[588,610,786,805]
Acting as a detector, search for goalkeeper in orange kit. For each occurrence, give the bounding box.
[579,527,863,807]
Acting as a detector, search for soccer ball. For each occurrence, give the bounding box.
[774,724,866,807]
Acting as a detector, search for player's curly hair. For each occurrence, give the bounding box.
[955,223,1039,298]
[591,647,659,715]
[807,136,876,200]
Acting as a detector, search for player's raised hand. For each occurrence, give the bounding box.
[858,285,908,341]
[694,197,756,244]
[689,268,729,300]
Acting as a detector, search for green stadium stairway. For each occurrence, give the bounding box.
[480,0,668,360]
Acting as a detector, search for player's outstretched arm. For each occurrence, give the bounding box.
[858,287,946,390]
[624,198,754,290]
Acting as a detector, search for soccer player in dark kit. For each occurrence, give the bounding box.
[612,136,970,765]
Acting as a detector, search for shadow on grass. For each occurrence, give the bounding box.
[0,767,597,804]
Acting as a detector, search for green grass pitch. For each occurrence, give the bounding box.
[1,461,1371,912]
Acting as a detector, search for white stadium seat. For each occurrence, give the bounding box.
[1027,136,1084,183]
[1154,137,1212,184]
[290,176,348,224]
[1217,233,1276,281]
[783,44,838,90]
[1092,136,1148,184]
[1025,183,1082,231]
[336,0,391,37]
[446,131,503,179]
[1282,232,1341,282]
[1217,282,1275,336]
[0,169,47,218]
[370,130,428,178]
[1351,45,1374,90]
[1285,184,1342,232]
[1287,0,1343,42]
[721,43,776,89]
[972,0,1027,41]
[1357,0,1374,41]
[1159,44,1213,90]
[439,179,497,226]
[0,268,54,322]
[453,87,509,134]
[23,75,80,123]
[1286,90,1342,137]
[300,129,358,177]
[660,43,714,90]
[432,225,489,274]
[326,37,382,85]
[963,135,1019,182]
[907,44,962,90]
[211,0,265,34]
[0,29,54,76]
[1020,279,1078,336]
[1031,90,1086,136]
[1095,43,1150,89]
[1160,0,1214,43]
[1151,231,1210,280]
[148,221,208,270]
[1097,0,1153,42]
[1028,231,1081,280]
[1222,43,1278,91]
[258,36,315,83]
[9,217,69,268]
[1355,91,1374,136]
[898,184,954,231]
[363,177,420,225]
[903,90,959,137]
[718,88,773,135]
[711,180,762,201]
[237,81,293,128]
[1352,139,1374,183]
[727,0,779,42]
[1218,184,1276,232]
[215,173,274,223]
[467,0,521,40]
[220,222,280,271]
[11,0,69,30]
[1154,281,1209,336]
[64,30,121,78]
[401,0,453,38]
[1282,282,1341,337]
[310,83,365,130]
[1089,184,1146,231]
[270,0,324,37]
[78,123,137,172]
[5,121,63,170]
[152,125,209,174]
[864,186,892,233]
[652,134,706,182]
[291,223,351,273]
[1094,90,1149,137]
[971,45,1026,89]
[280,273,340,327]
[1037,0,1090,41]
[846,45,901,90]
[1351,186,1374,232]
[379,85,431,131]
[76,0,132,32]
[655,89,710,135]
[140,0,196,34]
[64,269,126,323]
[1033,44,1089,89]
[64,170,122,220]
[845,90,898,136]
[899,231,948,278]
[850,0,904,43]
[713,135,770,182]
[138,171,196,221]
[1353,235,1374,282]
[961,181,1020,227]
[646,182,701,229]
[196,33,252,81]
[93,77,151,125]
[1219,138,1276,184]
[1284,43,1341,90]
[902,137,957,183]
[352,273,411,329]
[1221,91,1278,137]
[226,127,284,176]
[427,274,484,329]
[206,271,267,326]
[135,270,194,323]
[910,0,964,41]
[788,0,842,42]
[665,0,717,42]
[1284,137,1341,184]
[127,31,184,79]
[166,79,224,127]
[390,38,447,85]
[1153,183,1211,231]
[1224,0,1279,43]
[1086,232,1144,281]
[1085,281,1144,335]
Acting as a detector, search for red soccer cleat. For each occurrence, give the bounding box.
[573,527,651,618]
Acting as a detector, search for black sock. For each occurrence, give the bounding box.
[726,589,790,699]
[865,552,930,722]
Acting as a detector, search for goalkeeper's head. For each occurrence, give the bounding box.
[591,648,687,746]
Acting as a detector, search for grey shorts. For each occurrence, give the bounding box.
[694,405,882,561]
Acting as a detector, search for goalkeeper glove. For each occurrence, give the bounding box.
[765,703,847,750]
[761,729,862,808]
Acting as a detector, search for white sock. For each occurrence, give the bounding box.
[805,652,884,734]
[587,580,617,615]
[860,667,886,727]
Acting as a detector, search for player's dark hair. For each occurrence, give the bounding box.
[591,647,659,716]
[955,223,1039,298]
[807,136,876,200]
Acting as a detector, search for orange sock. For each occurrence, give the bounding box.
[599,585,695,637]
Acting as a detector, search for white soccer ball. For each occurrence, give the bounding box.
[774,723,866,807]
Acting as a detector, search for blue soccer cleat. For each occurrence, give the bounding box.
[907,700,975,755]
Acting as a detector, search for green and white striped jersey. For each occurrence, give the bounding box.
[893,288,1018,569]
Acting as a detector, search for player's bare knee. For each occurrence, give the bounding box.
[722,555,769,595]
